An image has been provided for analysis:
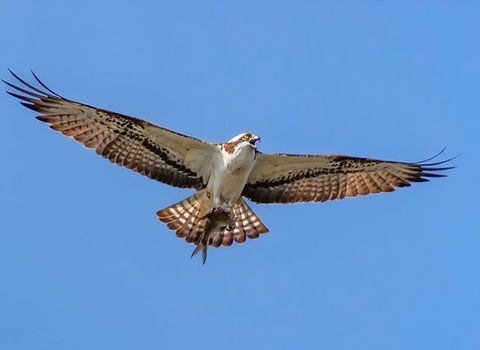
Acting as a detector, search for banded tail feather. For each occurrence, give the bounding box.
[156,194,269,263]
[156,190,210,237]
[232,198,269,243]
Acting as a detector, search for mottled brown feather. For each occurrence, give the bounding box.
[3,71,217,190]
[244,153,454,204]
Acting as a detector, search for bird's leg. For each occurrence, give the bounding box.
[201,205,236,231]
[200,207,222,220]
[219,204,236,230]
[206,203,233,216]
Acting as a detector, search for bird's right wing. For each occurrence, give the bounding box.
[4,71,221,189]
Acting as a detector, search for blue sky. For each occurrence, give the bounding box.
[1,1,479,349]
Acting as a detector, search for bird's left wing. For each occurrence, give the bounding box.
[4,71,220,189]
[243,152,454,204]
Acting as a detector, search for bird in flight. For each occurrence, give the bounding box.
[3,71,455,264]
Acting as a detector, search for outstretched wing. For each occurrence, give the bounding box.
[3,70,220,189]
[243,152,455,204]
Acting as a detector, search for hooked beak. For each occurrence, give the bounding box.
[250,135,261,146]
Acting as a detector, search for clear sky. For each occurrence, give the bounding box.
[1,1,479,349]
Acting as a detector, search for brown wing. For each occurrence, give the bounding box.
[3,70,220,189]
[243,152,455,204]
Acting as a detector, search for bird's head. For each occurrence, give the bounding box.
[228,132,261,146]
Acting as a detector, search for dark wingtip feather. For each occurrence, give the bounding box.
[413,150,459,178]
[420,173,448,178]
[415,148,447,163]
[36,116,49,122]
[30,70,64,98]
[415,151,460,173]
[7,91,36,103]
[4,70,67,102]
[409,178,430,183]
[20,102,41,112]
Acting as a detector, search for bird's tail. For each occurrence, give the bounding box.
[156,189,211,242]
[230,198,269,245]
[156,192,269,263]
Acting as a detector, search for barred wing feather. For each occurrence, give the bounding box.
[244,152,455,204]
[3,70,219,189]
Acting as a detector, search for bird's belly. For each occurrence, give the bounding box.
[209,167,250,208]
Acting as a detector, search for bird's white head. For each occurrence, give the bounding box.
[228,132,261,146]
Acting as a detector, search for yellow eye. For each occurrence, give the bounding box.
[243,133,251,140]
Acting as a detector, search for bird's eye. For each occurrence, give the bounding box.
[243,133,251,140]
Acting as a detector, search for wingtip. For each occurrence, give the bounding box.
[416,148,447,164]
[415,150,460,172]
[20,102,37,112]
[7,69,22,81]
[30,69,40,82]
[3,69,16,86]
[3,69,66,100]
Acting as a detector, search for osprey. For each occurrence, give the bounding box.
[4,71,455,263]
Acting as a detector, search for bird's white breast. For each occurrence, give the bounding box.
[208,142,257,208]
